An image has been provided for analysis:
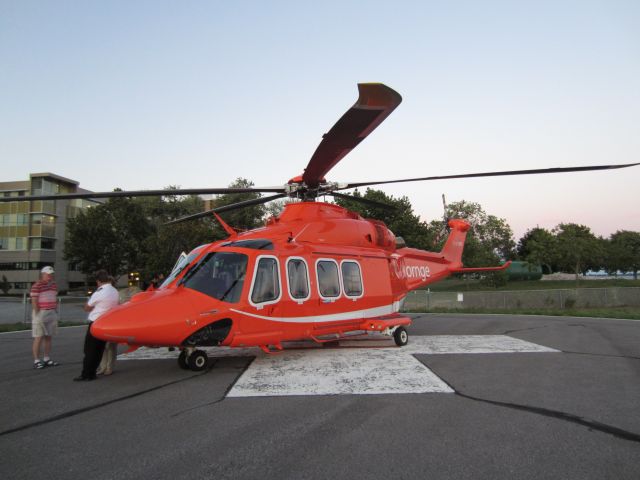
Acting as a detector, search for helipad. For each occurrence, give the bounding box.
[121,335,558,396]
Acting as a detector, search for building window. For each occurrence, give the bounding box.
[31,177,43,194]
[0,261,50,270]
[0,238,7,250]
[317,260,340,298]
[39,179,59,195]
[40,238,55,250]
[341,261,363,297]
[251,257,280,304]
[29,238,54,250]
[286,258,310,300]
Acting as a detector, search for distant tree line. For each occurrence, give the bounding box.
[64,183,640,286]
[517,225,640,280]
[64,178,266,285]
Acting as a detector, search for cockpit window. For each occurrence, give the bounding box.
[221,239,273,250]
[160,245,206,288]
[180,252,248,303]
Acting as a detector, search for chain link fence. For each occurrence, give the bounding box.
[0,288,142,325]
[402,287,640,312]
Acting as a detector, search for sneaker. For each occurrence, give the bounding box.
[44,359,60,367]
[73,375,97,382]
[34,360,45,369]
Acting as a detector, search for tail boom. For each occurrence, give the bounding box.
[394,218,510,291]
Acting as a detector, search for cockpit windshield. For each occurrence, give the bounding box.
[160,245,207,289]
[179,252,248,303]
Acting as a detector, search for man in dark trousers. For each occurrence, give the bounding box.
[74,270,119,381]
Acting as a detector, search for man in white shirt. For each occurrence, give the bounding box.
[74,270,120,381]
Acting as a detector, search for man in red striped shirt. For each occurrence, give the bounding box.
[31,266,60,369]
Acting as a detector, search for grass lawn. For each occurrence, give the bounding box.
[425,278,640,292]
[405,306,640,320]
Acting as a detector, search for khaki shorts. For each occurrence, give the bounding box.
[32,310,58,338]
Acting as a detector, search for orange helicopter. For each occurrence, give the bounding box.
[5,83,638,371]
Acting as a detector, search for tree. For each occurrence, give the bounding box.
[264,199,287,220]
[135,191,221,282]
[213,178,266,231]
[429,200,515,267]
[553,223,603,281]
[605,230,640,279]
[64,197,153,277]
[332,188,436,250]
[517,227,557,273]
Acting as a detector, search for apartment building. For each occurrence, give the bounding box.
[0,173,98,293]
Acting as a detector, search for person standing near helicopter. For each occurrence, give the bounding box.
[74,270,119,381]
[96,274,120,376]
[31,266,60,369]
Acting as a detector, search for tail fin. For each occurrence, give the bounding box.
[441,219,470,265]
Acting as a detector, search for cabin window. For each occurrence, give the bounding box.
[287,258,310,300]
[251,257,281,304]
[317,260,340,298]
[341,261,363,297]
[180,252,248,303]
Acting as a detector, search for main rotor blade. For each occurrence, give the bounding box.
[328,191,396,210]
[164,193,288,226]
[0,186,286,203]
[343,162,640,189]
[302,83,402,188]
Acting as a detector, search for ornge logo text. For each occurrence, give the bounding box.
[403,264,431,281]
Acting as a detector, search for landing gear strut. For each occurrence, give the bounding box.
[178,350,189,370]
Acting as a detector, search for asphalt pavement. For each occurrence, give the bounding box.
[1,314,639,480]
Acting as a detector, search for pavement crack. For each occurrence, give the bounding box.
[170,358,255,418]
[453,390,640,444]
[0,370,210,437]
[561,350,640,361]
[500,325,549,335]
[422,360,640,444]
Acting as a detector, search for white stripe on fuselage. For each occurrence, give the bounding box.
[230,300,403,324]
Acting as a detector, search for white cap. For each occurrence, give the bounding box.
[41,266,54,274]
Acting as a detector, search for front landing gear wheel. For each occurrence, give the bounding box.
[187,350,208,371]
[393,326,408,347]
[178,350,189,370]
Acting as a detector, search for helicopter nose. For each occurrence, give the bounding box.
[91,288,222,346]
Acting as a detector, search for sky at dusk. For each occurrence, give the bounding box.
[1,0,638,240]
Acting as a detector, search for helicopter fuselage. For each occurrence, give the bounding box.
[91,202,475,354]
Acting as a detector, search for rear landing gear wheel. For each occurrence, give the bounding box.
[187,350,208,371]
[393,326,408,347]
[178,350,189,370]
